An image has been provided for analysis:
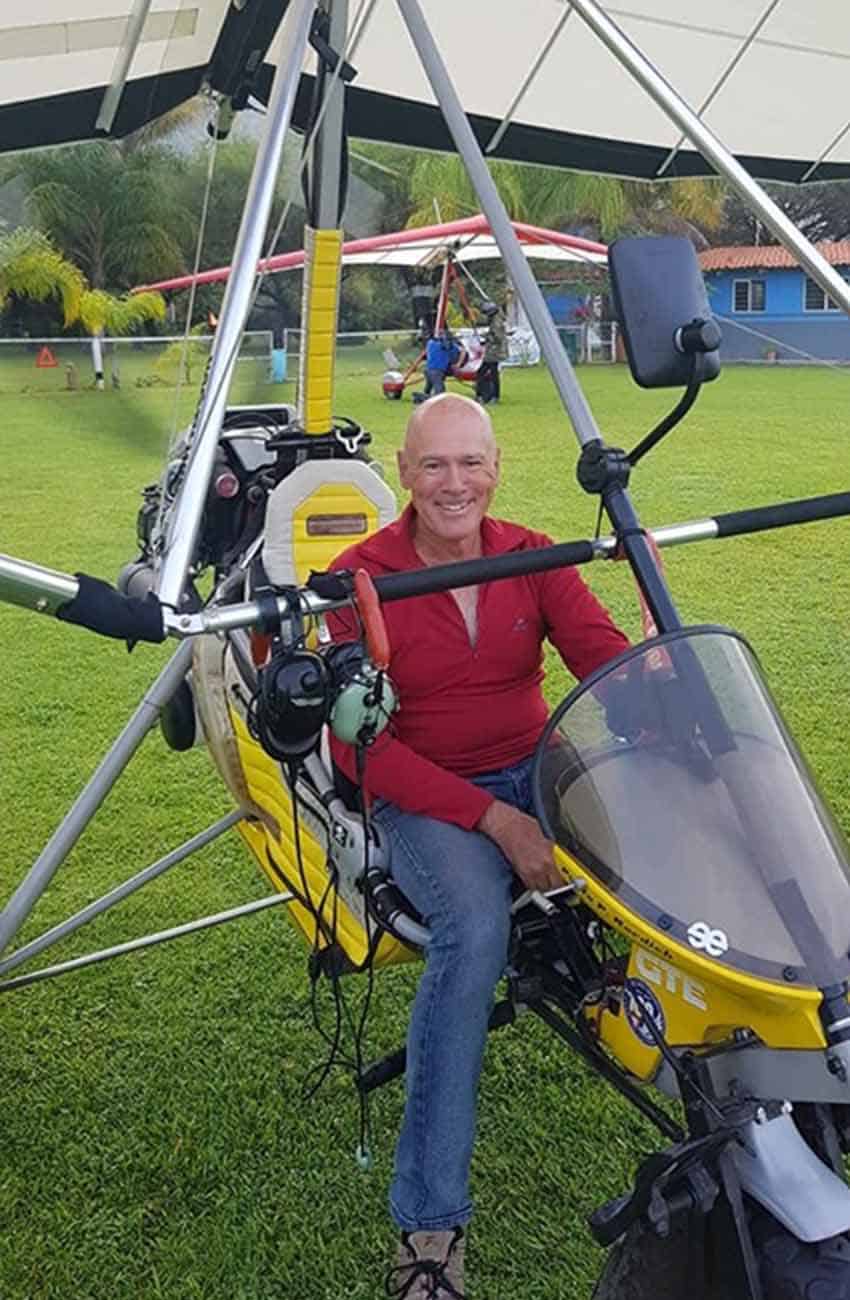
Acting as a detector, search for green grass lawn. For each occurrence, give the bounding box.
[1,362,849,1299]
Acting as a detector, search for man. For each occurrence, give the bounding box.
[475,301,508,405]
[422,329,462,399]
[329,394,628,1298]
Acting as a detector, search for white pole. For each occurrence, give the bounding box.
[91,332,105,390]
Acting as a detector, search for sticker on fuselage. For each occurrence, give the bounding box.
[635,949,708,1011]
[624,978,666,1048]
[686,921,729,957]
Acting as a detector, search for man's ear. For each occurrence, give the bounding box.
[397,448,410,489]
[492,447,501,483]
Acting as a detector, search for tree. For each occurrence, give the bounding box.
[171,136,308,335]
[0,226,164,384]
[715,180,850,247]
[10,142,188,292]
[0,228,84,328]
[78,288,166,389]
[350,144,727,246]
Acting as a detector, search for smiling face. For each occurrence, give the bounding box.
[398,393,500,559]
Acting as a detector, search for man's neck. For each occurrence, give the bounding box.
[412,521,484,567]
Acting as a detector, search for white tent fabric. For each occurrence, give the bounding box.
[3,2,850,181]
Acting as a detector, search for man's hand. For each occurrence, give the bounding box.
[477,800,562,892]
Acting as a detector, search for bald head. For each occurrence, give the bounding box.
[403,392,496,459]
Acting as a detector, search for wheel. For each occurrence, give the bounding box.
[592,1220,692,1300]
[755,1218,850,1299]
[592,1217,850,1299]
[160,677,197,751]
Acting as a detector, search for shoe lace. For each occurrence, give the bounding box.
[385,1250,465,1299]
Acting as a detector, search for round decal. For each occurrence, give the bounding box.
[624,977,666,1047]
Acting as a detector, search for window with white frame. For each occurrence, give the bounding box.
[803,275,846,311]
[733,279,766,312]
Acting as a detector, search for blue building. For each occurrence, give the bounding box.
[699,242,850,363]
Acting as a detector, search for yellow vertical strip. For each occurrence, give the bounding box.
[298,225,343,435]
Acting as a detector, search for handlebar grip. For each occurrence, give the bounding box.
[354,568,390,670]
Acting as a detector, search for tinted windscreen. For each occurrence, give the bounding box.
[533,629,850,987]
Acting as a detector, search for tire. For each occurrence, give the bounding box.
[592,1220,693,1299]
[755,1220,850,1299]
[160,678,197,752]
[592,1217,850,1299]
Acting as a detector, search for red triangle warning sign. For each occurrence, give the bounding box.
[35,346,58,368]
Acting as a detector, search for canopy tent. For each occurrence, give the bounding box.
[136,215,608,294]
[3,2,850,182]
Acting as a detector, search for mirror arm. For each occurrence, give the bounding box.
[628,351,704,467]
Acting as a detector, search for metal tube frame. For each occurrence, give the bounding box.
[156,0,317,610]
[0,894,293,994]
[95,0,154,134]
[0,639,195,958]
[566,0,850,316]
[5,0,850,992]
[395,0,683,633]
[395,0,603,450]
[0,811,244,979]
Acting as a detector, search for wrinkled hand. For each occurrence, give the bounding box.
[477,800,562,892]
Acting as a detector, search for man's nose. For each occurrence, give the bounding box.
[442,462,465,489]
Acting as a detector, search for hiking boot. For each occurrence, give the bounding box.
[385,1226,466,1298]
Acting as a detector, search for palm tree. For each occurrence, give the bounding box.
[10,142,188,291]
[353,145,727,244]
[0,228,85,326]
[0,226,165,387]
[78,288,166,389]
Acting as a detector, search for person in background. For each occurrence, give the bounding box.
[329,393,629,1298]
[422,329,462,399]
[475,301,508,405]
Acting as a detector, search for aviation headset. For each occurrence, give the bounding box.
[248,578,396,765]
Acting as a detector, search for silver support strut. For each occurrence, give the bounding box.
[394,0,603,450]
[0,551,78,615]
[157,0,317,610]
[95,0,154,133]
[0,894,293,994]
[0,810,244,979]
[0,639,195,958]
[567,0,850,316]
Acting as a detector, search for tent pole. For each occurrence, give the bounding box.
[394,0,603,450]
[0,640,195,958]
[157,0,317,610]
[566,0,850,315]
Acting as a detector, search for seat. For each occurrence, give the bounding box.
[192,453,430,970]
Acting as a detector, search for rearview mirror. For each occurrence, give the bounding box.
[609,236,721,389]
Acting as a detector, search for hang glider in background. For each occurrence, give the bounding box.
[135,215,608,295]
[3,2,850,182]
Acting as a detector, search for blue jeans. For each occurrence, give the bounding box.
[373,754,536,1232]
[424,367,447,396]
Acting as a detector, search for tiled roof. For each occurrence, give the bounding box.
[699,241,850,271]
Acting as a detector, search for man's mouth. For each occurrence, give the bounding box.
[437,501,471,513]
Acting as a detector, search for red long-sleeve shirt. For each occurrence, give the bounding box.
[329,505,628,829]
